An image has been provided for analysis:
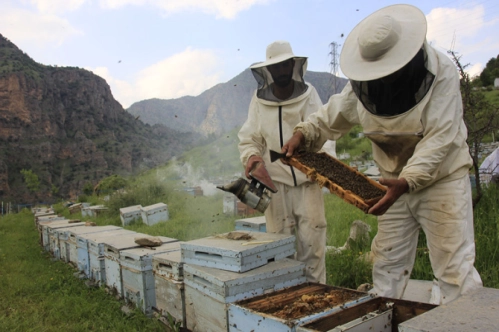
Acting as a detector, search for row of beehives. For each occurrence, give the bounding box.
[33,208,435,332]
[66,202,170,226]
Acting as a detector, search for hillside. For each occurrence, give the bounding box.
[126,69,348,136]
[0,34,201,203]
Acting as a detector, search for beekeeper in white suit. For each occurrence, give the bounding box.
[283,4,482,304]
[239,40,327,283]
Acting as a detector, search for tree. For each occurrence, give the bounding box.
[20,169,40,193]
[478,55,499,87]
[94,175,128,196]
[449,51,499,206]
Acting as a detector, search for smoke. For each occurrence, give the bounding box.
[170,160,218,196]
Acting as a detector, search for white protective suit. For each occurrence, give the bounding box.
[295,41,482,303]
[238,57,327,283]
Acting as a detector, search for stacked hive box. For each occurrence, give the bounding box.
[120,241,181,315]
[152,250,185,324]
[180,231,307,332]
[64,225,122,267]
[39,219,83,252]
[81,229,138,283]
[103,234,178,298]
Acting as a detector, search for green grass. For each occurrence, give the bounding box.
[2,172,498,330]
[0,210,165,332]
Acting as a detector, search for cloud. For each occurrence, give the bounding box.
[99,0,272,19]
[426,5,485,53]
[89,48,222,108]
[0,7,83,47]
[28,0,86,14]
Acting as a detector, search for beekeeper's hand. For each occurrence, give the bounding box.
[282,131,304,157]
[368,178,409,216]
[246,155,264,179]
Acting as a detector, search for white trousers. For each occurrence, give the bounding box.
[371,175,483,304]
[265,181,326,283]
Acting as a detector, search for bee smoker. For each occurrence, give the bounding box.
[217,162,278,213]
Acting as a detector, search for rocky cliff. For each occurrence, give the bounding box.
[0,34,199,203]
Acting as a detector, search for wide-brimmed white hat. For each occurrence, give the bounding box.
[340,4,427,81]
[250,40,306,69]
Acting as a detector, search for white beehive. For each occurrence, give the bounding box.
[34,211,56,224]
[103,234,177,297]
[234,216,266,232]
[119,205,143,226]
[48,222,86,256]
[140,203,169,226]
[228,283,372,332]
[120,242,180,316]
[40,220,83,253]
[81,205,108,218]
[181,231,295,273]
[184,258,306,332]
[81,229,137,282]
[65,225,122,267]
[153,250,185,326]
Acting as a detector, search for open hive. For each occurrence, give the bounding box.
[228,283,372,332]
[287,151,387,213]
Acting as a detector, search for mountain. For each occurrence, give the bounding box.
[127,69,348,136]
[0,34,201,203]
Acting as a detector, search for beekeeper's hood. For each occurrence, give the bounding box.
[250,40,308,94]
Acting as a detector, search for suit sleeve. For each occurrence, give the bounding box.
[238,95,265,167]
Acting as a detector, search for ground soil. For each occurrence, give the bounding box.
[295,152,385,200]
[263,288,365,320]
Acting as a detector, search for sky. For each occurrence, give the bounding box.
[1,0,499,109]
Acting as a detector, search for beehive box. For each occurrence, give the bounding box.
[296,297,436,332]
[40,220,83,252]
[120,241,180,316]
[81,205,108,218]
[181,231,295,273]
[287,152,387,213]
[34,212,57,225]
[140,203,169,226]
[153,249,185,325]
[48,222,87,256]
[37,218,65,248]
[235,216,266,232]
[103,234,178,297]
[65,225,122,267]
[119,205,143,226]
[228,283,372,332]
[184,258,306,332]
[81,229,137,282]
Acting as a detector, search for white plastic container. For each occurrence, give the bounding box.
[140,203,169,226]
[184,258,306,332]
[181,231,295,273]
[119,205,143,226]
[120,242,180,316]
